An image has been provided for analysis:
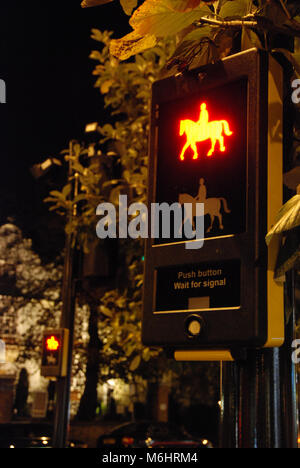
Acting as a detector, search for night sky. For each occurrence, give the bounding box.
[0,1,130,259]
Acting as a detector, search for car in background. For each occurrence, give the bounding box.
[96,420,213,448]
[0,421,87,448]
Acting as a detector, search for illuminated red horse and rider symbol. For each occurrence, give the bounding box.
[179,103,233,161]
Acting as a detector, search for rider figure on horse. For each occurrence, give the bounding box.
[196,177,207,202]
[198,103,209,140]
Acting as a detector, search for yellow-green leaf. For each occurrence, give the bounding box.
[142,347,151,361]
[165,0,201,12]
[120,0,138,15]
[241,27,263,51]
[129,354,141,371]
[110,31,157,60]
[99,305,113,318]
[101,79,114,94]
[81,0,112,7]
[219,0,249,19]
[266,195,300,245]
[129,0,212,37]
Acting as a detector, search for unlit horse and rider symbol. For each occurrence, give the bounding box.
[178,103,232,232]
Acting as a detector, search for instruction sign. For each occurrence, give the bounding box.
[155,260,240,313]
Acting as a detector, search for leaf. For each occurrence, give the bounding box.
[99,305,114,318]
[120,0,139,16]
[99,123,115,138]
[102,179,124,189]
[89,50,103,61]
[110,31,157,60]
[125,343,136,357]
[259,2,289,27]
[216,0,230,14]
[241,27,263,51]
[100,79,114,94]
[164,26,220,73]
[165,25,211,68]
[177,24,212,42]
[48,190,67,201]
[90,29,113,43]
[274,228,300,279]
[81,0,113,7]
[276,194,300,222]
[265,195,300,245]
[142,347,151,361]
[219,0,249,19]
[213,27,235,59]
[129,0,212,37]
[72,193,89,204]
[129,354,141,371]
[62,184,72,198]
[163,0,202,12]
[168,0,202,12]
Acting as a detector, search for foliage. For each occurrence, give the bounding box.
[44,142,103,253]
[0,223,62,299]
[90,30,175,206]
[266,193,300,279]
[109,0,300,71]
[45,34,176,380]
[81,0,114,7]
[46,33,175,247]
[97,258,162,382]
[90,37,177,378]
[266,194,300,246]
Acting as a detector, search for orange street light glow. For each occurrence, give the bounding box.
[179,103,233,161]
[46,335,60,351]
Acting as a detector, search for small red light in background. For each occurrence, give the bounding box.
[46,335,60,351]
[121,437,134,446]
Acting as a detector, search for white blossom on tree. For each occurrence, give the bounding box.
[0,223,90,411]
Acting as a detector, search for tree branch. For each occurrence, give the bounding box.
[194,15,300,38]
[194,17,258,29]
[278,0,292,20]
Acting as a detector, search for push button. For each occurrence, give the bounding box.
[185,314,204,338]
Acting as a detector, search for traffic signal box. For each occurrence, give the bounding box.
[41,329,69,377]
[142,48,285,360]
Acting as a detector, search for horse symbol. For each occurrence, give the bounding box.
[179,103,233,161]
[179,193,231,233]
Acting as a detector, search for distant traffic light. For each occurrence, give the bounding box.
[41,329,69,377]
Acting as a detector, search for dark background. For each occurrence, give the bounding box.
[0,1,130,259]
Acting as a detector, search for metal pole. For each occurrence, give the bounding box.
[219,347,282,448]
[219,278,298,449]
[52,141,78,448]
[219,361,238,448]
[236,350,258,448]
[280,269,298,448]
[256,348,281,448]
